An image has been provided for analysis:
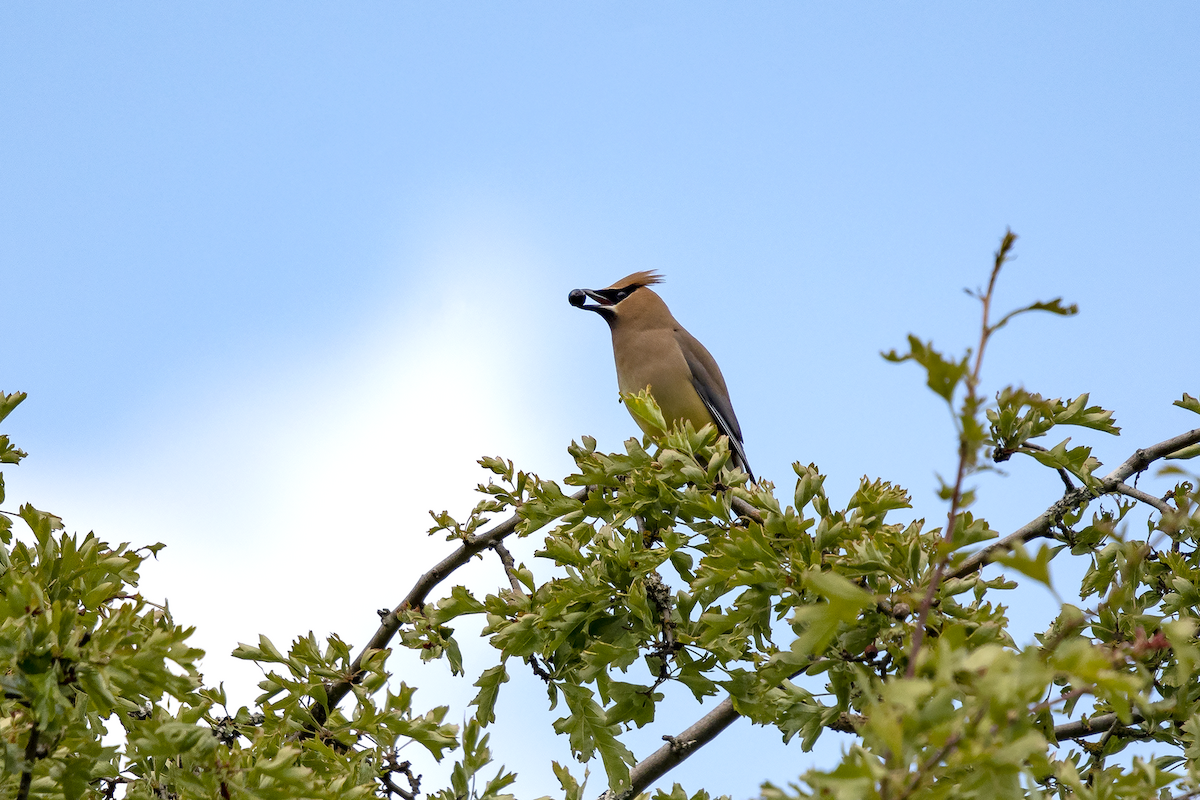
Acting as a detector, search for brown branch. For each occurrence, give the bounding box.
[310,487,591,728]
[730,496,764,526]
[17,721,39,800]
[381,751,420,800]
[904,235,1014,677]
[491,541,526,597]
[600,696,741,800]
[1053,709,1147,742]
[947,427,1200,581]
[1114,482,1174,516]
[527,653,553,683]
[607,688,1154,799]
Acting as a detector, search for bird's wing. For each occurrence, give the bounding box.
[675,329,754,481]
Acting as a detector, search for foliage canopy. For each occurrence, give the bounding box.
[2,233,1199,799]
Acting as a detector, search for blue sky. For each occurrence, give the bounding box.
[3,4,1198,797]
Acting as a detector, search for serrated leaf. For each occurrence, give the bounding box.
[1028,438,1100,484]
[0,391,27,424]
[1174,393,1200,415]
[992,542,1057,591]
[471,664,509,727]
[431,586,486,624]
[789,571,874,657]
[1053,393,1120,435]
[990,297,1078,333]
[552,761,587,800]
[622,390,668,436]
[394,708,459,761]
[490,614,541,658]
[554,684,634,793]
[882,335,968,403]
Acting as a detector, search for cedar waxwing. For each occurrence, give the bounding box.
[569,271,754,481]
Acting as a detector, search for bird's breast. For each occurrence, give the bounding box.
[612,327,714,434]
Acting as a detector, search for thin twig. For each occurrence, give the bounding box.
[381,750,420,799]
[1114,482,1174,516]
[905,234,1014,677]
[906,441,969,678]
[1085,714,1123,777]
[528,653,553,683]
[491,542,526,597]
[309,487,591,729]
[948,427,1200,581]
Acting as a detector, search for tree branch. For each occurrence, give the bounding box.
[491,541,526,597]
[1053,709,1146,741]
[1113,481,1174,516]
[731,496,764,526]
[17,721,39,800]
[948,427,1200,581]
[600,696,741,800]
[311,487,592,728]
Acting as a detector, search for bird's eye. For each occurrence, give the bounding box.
[615,290,629,301]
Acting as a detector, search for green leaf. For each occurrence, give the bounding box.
[394,707,459,761]
[793,462,826,511]
[129,721,211,758]
[431,585,486,624]
[1174,393,1200,415]
[882,335,969,403]
[18,504,64,542]
[0,391,27,424]
[0,434,28,465]
[1027,437,1100,485]
[1053,393,1120,435]
[789,570,874,657]
[990,297,1078,333]
[1166,442,1200,461]
[490,614,541,658]
[552,761,587,800]
[622,389,668,436]
[992,542,1058,591]
[471,664,509,727]
[554,684,634,793]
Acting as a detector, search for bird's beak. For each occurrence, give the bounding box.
[568,288,612,315]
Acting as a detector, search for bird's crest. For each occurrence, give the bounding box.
[604,270,664,292]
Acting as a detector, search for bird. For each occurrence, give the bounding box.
[569,270,753,481]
